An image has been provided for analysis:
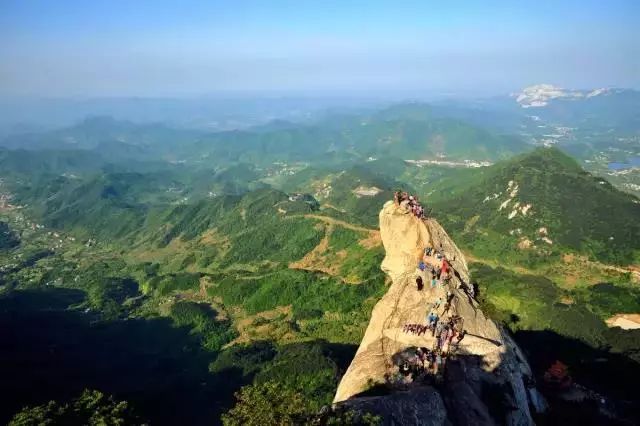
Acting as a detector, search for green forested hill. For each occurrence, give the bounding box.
[354,103,528,160]
[1,116,201,152]
[2,106,640,424]
[0,148,106,175]
[431,147,640,265]
[0,182,387,424]
[2,105,529,170]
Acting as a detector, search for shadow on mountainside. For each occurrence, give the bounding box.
[341,347,534,426]
[0,288,242,425]
[513,329,640,425]
[0,288,360,425]
[339,328,640,425]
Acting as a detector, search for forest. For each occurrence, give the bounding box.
[1,109,639,425]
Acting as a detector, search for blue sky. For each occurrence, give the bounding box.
[1,0,638,97]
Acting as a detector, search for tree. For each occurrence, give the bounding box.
[9,389,139,426]
[222,381,310,426]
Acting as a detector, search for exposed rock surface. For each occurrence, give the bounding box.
[512,84,615,108]
[333,201,545,425]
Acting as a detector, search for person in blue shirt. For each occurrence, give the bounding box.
[427,311,437,326]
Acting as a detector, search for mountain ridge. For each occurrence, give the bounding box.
[431,147,640,265]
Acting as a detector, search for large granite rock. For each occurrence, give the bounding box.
[333,201,545,425]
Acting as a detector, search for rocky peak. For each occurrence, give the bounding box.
[512,84,617,108]
[332,201,546,425]
[514,84,582,108]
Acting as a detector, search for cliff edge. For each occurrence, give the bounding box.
[332,201,546,425]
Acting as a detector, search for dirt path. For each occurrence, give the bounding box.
[300,214,377,234]
[199,276,209,298]
[464,251,640,285]
[299,214,382,247]
[287,214,381,283]
[288,221,357,283]
[597,263,640,281]
[225,305,293,347]
[463,251,532,275]
[288,221,335,274]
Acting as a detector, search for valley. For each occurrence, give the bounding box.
[1,96,639,425]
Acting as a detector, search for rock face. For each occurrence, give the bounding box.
[333,201,545,425]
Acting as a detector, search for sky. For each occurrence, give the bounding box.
[1,0,639,97]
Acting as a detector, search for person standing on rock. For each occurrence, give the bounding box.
[435,321,445,341]
[416,276,424,291]
[397,191,409,210]
[434,352,443,376]
[456,329,467,346]
[418,347,430,370]
[427,311,437,328]
[393,191,402,206]
[429,269,437,287]
[446,290,454,302]
[432,297,442,311]
[443,290,455,313]
[468,283,476,300]
[400,361,411,377]
[441,258,450,277]
[439,325,449,350]
[446,327,457,352]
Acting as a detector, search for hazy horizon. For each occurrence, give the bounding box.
[2,0,639,98]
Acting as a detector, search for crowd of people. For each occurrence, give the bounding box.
[402,323,429,336]
[393,191,425,219]
[398,346,447,379]
[387,191,485,386]
[418,248,454,286]
[390,191,484,383]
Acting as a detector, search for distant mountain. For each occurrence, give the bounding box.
[0,148,106,176]
[510,84,640,131]
[2,105,531,170]
[512,84,615,108]
[189,109,529,166]
[413,86,640,146]
[431,147,640,265]
[0,96,360,132]
[353,103,529,161]
[0,116,203,166]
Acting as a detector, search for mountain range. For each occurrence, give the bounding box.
[1,100,640,424]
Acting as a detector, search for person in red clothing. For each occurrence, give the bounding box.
[544,360,572,389]
[441,258,450,278]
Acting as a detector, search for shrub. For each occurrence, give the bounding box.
[152,272,200,296]
[222,381,310,426]
[9,389,140,426]
[169,301,237,352]
[86,277,139,319]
